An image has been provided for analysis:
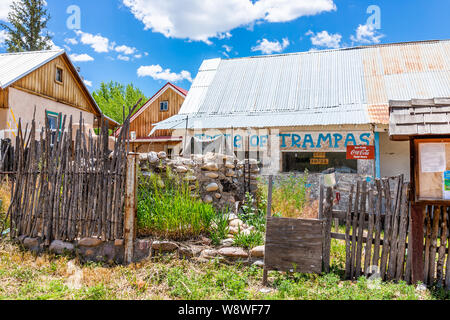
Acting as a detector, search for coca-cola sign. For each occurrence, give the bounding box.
[346,145,375,160]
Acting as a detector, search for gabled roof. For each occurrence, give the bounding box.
[152,39,450,132]
[130,82,188,122]
[114,82,188,137]
[0,49,65,89]
[0,50,119,126]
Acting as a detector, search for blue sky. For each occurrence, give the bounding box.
[1,0,449,98]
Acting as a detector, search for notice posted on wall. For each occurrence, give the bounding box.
[444,171,450,200]
[420,143,446,173]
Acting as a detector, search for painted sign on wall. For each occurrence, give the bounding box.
[346,145,375,160]
[280,132,374,152]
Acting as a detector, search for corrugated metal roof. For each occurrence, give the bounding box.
[0,50,65,89]
[159,40,450,132]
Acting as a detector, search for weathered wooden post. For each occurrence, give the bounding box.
[262,175,273,286]
[410,204,425,284]
[124,153,138,265]
[322,187,333,273]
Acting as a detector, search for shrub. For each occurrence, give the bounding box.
[137,168,215,240]
[209,209,230,246]
[233,230,264,249]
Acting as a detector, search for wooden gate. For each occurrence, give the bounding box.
[262,177,333,284]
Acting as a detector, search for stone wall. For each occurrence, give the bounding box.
[138,151,261,211]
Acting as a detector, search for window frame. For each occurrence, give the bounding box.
[55,66,64,84]
[160,101,169,112]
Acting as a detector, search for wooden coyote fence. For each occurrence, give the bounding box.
[5,102,139,245]
[326,175,449,288]
[264,174,449,289]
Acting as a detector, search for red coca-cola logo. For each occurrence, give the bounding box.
[346,146,375,160]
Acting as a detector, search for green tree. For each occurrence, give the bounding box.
[0,0,52,52]
[92,81,148,124]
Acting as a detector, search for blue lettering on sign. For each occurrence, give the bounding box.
[250,135,259,147]
[317,133,332,148]
[234,135,242,148]
[344,133,357,147]
[291,134,302,148]
[279,134,291,148]
[302,134,315,148]
[360,133,371,146]
[260,135,268,148]
[333,134,343,148]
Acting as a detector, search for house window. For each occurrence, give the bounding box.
[55,67,63,84]
[46,111,61,145]
[160,101,169,111]
[282,152,357,173]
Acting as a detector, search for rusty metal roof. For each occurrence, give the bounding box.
[389,97,450,140]
[154,40,450,132]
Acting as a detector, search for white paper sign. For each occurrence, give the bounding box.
[420,143,446,173]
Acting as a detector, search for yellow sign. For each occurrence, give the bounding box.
[310,158,329,165]
[313,152,326,158]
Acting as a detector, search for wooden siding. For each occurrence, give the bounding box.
[0,88,8,109]
[130,87,185,138]
[10,55,98,116]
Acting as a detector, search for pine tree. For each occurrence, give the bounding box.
[0,0,52,52]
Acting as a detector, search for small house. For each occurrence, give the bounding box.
[0,49,119,143]
[124,82,188,155]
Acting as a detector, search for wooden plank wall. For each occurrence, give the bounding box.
[10,55,97,115]
[0,88,8,109]
[130,87,185,138]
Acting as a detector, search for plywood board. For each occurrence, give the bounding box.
[265,217,323,274]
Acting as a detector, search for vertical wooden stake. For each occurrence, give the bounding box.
[262,175,273,286]
[410,204,425,285]
[124,153,138,265]
[322,187,333,274]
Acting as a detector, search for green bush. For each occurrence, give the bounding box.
[209,210,230,246]
[233,230,264,249]
[137,168,215,240]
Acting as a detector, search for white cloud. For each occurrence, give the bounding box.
[115,45,136,55]
[251,37,289,54]
[83,79,93,87]
[350,24,384,45]
[222,45,232,53]
[137,64,193,82]
[70,53,94,62]
[75,30,110,53]
[65,38,78,45]
[117,54,130,61]
[123,0,336,43]
[306,30,341,49]
[134,54,143,59]
[0,0,14,21]
[49,40,62,50]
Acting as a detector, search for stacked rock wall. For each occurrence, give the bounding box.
[138,151,261,212]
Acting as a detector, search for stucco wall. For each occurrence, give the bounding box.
[2,87,95,140]
[379,132,410,181]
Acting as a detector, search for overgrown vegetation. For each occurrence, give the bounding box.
[209,209,230,246]
[0,240,441,300]
[0,180,11,235]
[257,173,316,219]
[137,169,215,240]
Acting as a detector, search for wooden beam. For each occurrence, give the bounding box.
[410,204,425,285]
[124,153,138,265]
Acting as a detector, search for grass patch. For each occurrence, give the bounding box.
[0,240,439,300]
[137,168,215,240]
